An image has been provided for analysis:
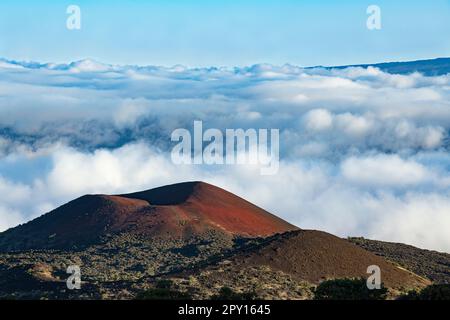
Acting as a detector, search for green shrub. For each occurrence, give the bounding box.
[400,284,450,300]
[314,278,387,300]
[136,280,192,300]
[211,287,257,300]
[135,288,192,300]
[155,279,174,290]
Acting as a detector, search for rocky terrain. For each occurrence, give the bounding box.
[349,237,450,284]
[0,182,443,300]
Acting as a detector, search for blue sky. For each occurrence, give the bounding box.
[1,2,450,251]
[0,0,449,67]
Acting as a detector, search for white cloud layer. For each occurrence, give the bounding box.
[0,59,450,252]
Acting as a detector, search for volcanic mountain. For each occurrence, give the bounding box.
[0,181,297,251]
[0,181,435,299]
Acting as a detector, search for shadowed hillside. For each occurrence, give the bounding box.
[349,237,450,284]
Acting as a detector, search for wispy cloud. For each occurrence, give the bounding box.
[0,59,450,252]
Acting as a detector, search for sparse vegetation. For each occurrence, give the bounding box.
[211,287,257,300]
[135,278,192,300]
[136,288,192,300]
[0,182,438,300]
[399,284,450,300]
[0,233,294,299]
[349,237,450,284]
[313,278,388,300]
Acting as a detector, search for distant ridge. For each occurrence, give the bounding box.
[2,57,450,76]
[349,237,450,284]
[320,57,450,76]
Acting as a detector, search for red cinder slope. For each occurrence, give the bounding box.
[0,182,298,251]
[119,181,297,237]
[228,230,430,289]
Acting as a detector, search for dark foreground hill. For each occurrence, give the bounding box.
[0,181,436,299]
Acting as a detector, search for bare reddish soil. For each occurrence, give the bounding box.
[0,181,431,293]
[0,182,297,250]
[118,181,298,237]
[228,230,430,289]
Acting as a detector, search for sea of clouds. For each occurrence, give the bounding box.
[0,58,449,252]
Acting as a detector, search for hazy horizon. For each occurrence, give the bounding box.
[1,1,449,67]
